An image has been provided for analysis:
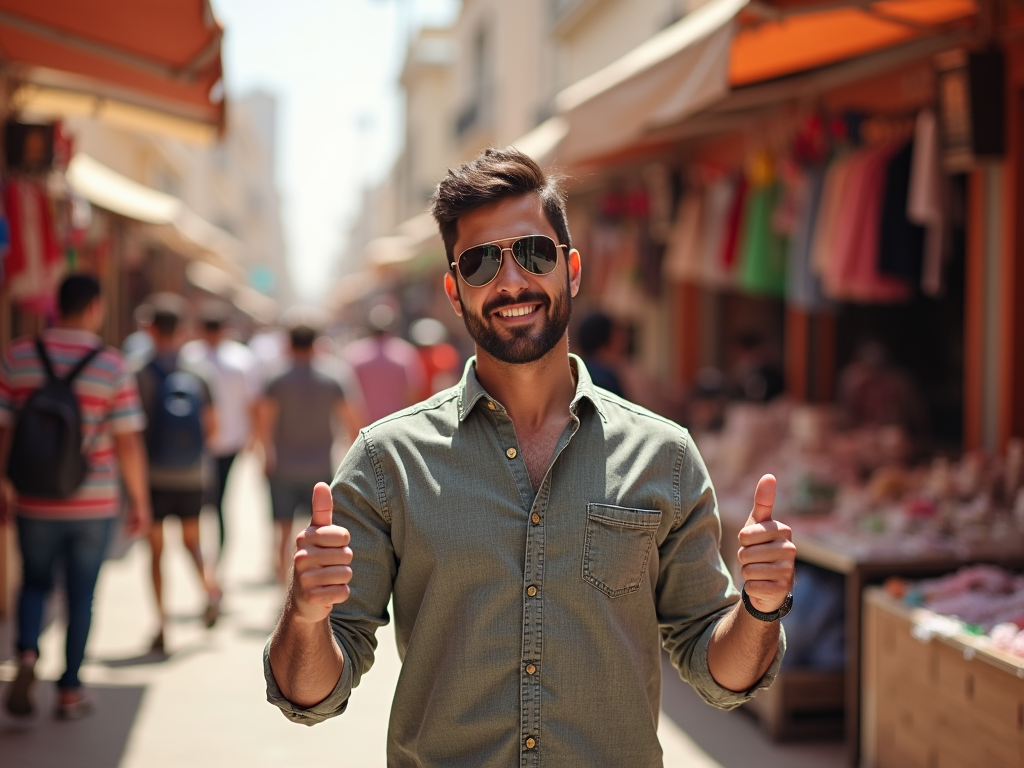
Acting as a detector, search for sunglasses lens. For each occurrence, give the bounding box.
[458,244,502,286]
[512,236,559,275]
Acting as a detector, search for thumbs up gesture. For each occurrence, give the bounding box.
[290,482,354,624]
[737,474,796,614]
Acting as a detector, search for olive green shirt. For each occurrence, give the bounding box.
[264,355,784,767]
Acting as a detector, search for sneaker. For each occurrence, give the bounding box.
[4,656,37,717]
[55,689,95,721]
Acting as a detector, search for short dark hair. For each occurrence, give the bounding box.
[289,325,316,351]
[58,274,101,317]
[577,312,614,356]
[430,147,571,268]
[146,293,187,338]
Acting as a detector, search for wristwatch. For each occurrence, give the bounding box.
[741,586,793,622]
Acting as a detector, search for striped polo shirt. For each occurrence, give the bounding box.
[0,328,146,519]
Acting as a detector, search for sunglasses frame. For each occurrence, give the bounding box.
[451,234,568,288]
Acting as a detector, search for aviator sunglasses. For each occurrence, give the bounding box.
[452,234,568,287]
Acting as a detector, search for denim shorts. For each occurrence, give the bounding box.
[269,479,314,522]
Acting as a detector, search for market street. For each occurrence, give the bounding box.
[0,453,842,768]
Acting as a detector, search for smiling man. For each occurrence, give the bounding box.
[265,148,796,767]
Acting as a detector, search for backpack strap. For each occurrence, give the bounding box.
[63,345,104,385]
[34,337,57,382]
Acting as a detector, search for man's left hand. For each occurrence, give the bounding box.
[737,474,796,614]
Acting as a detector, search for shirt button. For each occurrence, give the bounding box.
[527,585,538,597]
[525,738,536,749]
[487,401,496,410]
[531,513,540,524]
[526,663,536,674]
[506,447,517,459]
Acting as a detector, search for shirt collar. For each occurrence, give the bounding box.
[44,328,102,345]
[458,353,607,422]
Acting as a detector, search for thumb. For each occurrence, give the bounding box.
[310,482,335,528]
[746,474,776,525]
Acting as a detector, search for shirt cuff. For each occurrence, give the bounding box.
[687,618,787,710]
[263,636,353,726]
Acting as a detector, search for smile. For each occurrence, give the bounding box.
[498,305,539,318]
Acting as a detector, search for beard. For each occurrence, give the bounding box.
[460,278,572,365]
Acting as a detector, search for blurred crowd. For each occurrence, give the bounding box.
[0,272,462,720]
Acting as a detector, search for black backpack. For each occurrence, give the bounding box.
[145,359,205,468]
[7,338,102,498]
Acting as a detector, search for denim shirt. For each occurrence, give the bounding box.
[264,355,784,767]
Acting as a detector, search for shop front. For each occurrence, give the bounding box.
[552,1,1024,763]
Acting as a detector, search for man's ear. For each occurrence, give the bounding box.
[444,271,463,317]
[568,249,582,298]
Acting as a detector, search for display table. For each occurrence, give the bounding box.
[719,501,1024,765]
[862,587,1024,768]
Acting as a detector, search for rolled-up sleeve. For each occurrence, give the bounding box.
[657,431,785,709]
[263,430,397,724]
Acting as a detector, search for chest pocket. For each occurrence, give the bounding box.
[582,503,662,598]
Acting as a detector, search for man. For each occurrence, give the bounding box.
[180,303,262,560]
[136,294,221,652]
[0,273,150,720]
[256,314,359,583]
[266,148,796,766]
[342,303,425,423]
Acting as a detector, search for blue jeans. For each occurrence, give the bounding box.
[15,516,115,690]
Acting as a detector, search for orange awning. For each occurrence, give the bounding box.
[731,0,978,86]
[0,0,224,137]
[555,0,982,168]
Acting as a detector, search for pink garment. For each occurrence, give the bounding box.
[825,144,911,303]
[663,190,703,283]
[908,109,947,297]
[343,335,426,423]
[809,154,854,278]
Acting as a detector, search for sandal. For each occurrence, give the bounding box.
[203,596,221,629]
[4,656,36,717]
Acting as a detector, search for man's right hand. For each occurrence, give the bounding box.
[290,482,353,624]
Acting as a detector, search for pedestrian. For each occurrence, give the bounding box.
[265,148,796,767]
[256,313,359,583]
[575,310,627,397]
[180,302,261,560]
[0,273,150,720]
[136,294,221,653]
[341,303,425,423]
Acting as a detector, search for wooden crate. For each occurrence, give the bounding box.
[745,668,845,741]
[862,588,1024,768]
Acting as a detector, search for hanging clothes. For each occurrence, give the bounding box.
[700,175,737,288]
[809,153,855,281]
[787,165,832,310]
[719,174,748,273]
[662,189,704,283]
[877,141,926,282]
[5,178,62,312]
[908,109,948,297]
[737,180,787,297]
[825,142,911,303]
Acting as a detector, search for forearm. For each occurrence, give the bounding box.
[269,601,346,707]
[706,602,779,692]
[114,432,149,507]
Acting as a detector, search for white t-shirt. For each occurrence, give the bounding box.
[180,338,262,456]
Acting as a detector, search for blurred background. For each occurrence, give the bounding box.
[3,1,1024,767]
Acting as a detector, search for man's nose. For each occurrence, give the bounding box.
[493,249,530,293]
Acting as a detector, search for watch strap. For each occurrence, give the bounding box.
[741,586,792,622]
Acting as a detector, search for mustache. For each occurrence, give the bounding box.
[482,291,550,315]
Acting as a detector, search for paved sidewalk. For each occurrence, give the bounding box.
[0,453,843,767]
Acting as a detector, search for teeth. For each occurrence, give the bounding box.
[499,306,537,318]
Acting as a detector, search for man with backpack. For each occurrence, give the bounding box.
[135,293,221,654]
[0,273,150,720]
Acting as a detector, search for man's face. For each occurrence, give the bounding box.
[444,194,581,365]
